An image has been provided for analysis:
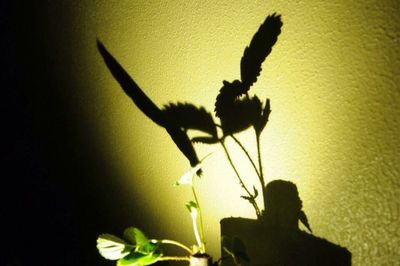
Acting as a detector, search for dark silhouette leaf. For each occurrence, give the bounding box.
[97,40,165,126]
[260,98,271,133]
[214,80,249,135]
[162,103,217,138]
[165,127,200,168]
[253,97,271,136]
[220,98,257,135]
[240,13,282,92]
[253,185,259,199]
[241,195,252,201]
[97,40,201,169]
[240,194,257,206]
[215,80,245,119]
[191,136,220,144]
[215,83,263,135]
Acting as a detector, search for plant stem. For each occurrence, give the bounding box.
[230,134,261,177]
[191,212,202,253]
[191,185,206,253]
[256,133,266,212]
[158,256,191,262]
[220,140,261,218]
[158,239,193,254]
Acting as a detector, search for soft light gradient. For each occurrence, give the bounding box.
[58,1,399,265]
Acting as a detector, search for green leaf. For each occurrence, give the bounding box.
[97,234,131,260]
[185,201,198,213]
[117,252,161,266]
[123,227,137,245]
[185,201,199,219]
[138,241,159,254]
[123,227,159,255]
[132,228,149,246]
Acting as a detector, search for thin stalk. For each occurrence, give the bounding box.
[229,134,261,177]
[191,185,205,253]
[158,256,190,262]
[220,140,261,218]
[191,212,202,253]
[158,239,192,254]
[256,133,266,211]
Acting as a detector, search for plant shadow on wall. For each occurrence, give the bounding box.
[97,13,351,265]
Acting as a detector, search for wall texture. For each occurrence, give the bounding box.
[30,1,399,265]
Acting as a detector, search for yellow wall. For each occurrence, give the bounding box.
[52,1,399,264]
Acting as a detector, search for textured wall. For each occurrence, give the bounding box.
[48,1,399,265]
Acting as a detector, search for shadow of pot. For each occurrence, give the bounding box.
[220,217,351,266]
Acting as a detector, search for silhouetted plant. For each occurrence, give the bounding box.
[95,13,355,265]
[98,13,284,219]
